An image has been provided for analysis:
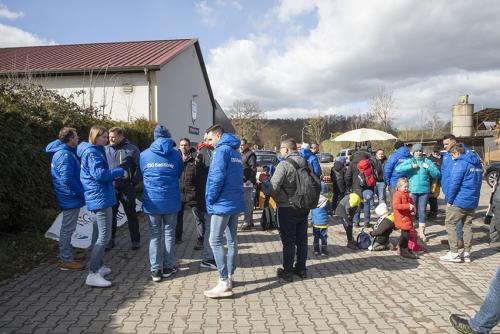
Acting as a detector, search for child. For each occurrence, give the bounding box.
[335,192,362,249]
[259,165,271,207]
[369,203,395,251]
[393,177,418,259]
[312,182,330,256]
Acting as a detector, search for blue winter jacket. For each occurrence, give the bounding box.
[140,137,183,215]
[311,194,329,227]
[384,146,412,188]
[441,144,473,198]
[46,140,85,210]
[445,151,483,209]
[299,148,321,176]
[77,142,124,211]
[206,133,245,215]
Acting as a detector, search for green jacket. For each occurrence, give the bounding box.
[395,156,440,194]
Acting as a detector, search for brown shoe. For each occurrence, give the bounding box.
[74,250,86,261]
[457,240,464,250]
[59,261,85,271]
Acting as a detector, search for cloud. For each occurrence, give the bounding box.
[207,0,500,125]
[195,0,243,28]
[0,23,54,47]
[0,3,23,20]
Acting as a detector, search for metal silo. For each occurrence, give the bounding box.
[452,95,474,137]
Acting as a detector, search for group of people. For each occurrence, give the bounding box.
[46,123,252,297]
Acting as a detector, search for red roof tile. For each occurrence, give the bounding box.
[0,39,197,73]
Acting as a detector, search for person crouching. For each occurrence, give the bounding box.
[369,203,395,251]
[335,192,362,250]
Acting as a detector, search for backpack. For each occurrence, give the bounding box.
[285,158,321,210]
[357,159,376,187]
[357,228,373,249]
[260,206,277,230]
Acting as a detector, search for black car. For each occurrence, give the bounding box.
[484,162,500,187]
[316,152,334,163]
[255,150,278,167]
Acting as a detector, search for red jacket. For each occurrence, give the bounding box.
[393,190,414,231]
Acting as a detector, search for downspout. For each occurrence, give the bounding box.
[144,67,152,121]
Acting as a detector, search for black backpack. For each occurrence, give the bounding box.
[285,158,321,210]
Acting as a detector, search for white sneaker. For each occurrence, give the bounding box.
[439,251,462,263]
[86,273,112,287]
[461,251,472,263]
[98,265,112,277]
[204,279,233,298]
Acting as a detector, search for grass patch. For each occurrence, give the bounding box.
[0,208,59,285]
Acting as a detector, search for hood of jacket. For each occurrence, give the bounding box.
[299,148,313,159]
[350,151,371,165]
[216,133,240,150]
[76,141,94,158]
[395,146,412,160]
[333,160,345,171]
[459,149,482,166]
[150,137,176,156]
[46,139,72,154]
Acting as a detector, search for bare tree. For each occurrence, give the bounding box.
[425,110,445,138]
[369,86,396,131]
[304,115,327,144]
[226,99,266,141]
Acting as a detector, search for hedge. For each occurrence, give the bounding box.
[0,82,154,233]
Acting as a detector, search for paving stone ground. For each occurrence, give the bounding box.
[1,181,499,333]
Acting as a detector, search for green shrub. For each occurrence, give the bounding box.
[0,82,154,233]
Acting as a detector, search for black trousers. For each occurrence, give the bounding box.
[111,187,140,243]
[399,230,410,249]
[277,206,309,273]
[428,196,438,215]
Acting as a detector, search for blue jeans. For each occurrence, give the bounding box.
[375,182,386,205]
[148,213,177,271]
[411,193,429,226]
[243,186,254,226]
[313,227,328,251]
[202,213,214,262]
[469,266,500,333]
[354,189,373,224]
[59,208,80,262]
[89,207,112,273]
[209,214,238,280]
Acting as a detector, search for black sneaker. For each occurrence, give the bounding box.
[175,238,182,245]
[131,242,140,250]
[449,314,477,334]
[277,268,293,282]
[105,239,115,251]
[151,270,162,282]
[194,240,203,251]
[200,259,217,269]
[162,267,178,278]
[293,267,307,279]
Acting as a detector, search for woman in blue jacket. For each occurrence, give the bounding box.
[395,143,440,241]
[78,125,125,288]
[140,124,183,282]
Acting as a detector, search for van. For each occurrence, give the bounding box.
[336,148,355,164]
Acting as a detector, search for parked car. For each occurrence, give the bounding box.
[484,162,500,187]
[336,148,355,164]
[255,150,278,167]
[316,152,334,163]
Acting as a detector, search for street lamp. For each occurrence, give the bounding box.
[301,126,307,143]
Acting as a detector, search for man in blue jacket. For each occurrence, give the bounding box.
[440,143,482,263]
[384,141,411,208]
[140,124,183,282]
[46,127,85,271]
[203,124,244,299]
[299,143,321,176]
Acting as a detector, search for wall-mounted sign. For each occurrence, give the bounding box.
[191,96,198,125]
[189,126,199,135]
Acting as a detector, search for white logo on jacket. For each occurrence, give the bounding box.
[146,162,174,168]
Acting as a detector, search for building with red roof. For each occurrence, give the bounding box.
[0,39,219,141]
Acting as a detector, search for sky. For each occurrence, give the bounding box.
[1,0,500,126]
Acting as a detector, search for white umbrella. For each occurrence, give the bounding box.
[331,128,397,142]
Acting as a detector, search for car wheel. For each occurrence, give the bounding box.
[486,170,498,188]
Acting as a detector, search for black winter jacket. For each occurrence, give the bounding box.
[330,161,347,195]
[180,147,197,204]
[105,138,141,191]
[345,151,373,195]
[241,148,257,184]
[195,144,213,212]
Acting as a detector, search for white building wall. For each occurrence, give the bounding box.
[155,44,214,143]
[34,72,149,121]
